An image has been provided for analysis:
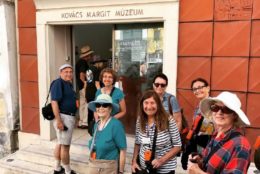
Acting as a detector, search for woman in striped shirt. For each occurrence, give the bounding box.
[131,90,182,174]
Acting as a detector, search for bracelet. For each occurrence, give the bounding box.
[119,171,124,174]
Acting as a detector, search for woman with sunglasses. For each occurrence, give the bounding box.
[152,73,182,131]
[132,90,181,174]
[95,68,126,119]
[88,94,127,174]
[188,91,251,174]
[181,78,214,170]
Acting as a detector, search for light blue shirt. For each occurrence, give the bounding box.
[162,92,181,114]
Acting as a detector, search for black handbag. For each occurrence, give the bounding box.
[42,103,54,120]
[41,80,62,120]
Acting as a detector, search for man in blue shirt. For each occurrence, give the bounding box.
[51,64,77,174]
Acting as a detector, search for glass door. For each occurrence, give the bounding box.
[113,23,164,134]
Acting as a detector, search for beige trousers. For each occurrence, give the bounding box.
[79,88,88,126]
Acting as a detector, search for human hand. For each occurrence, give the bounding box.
[131,161,141,173]
[151,158,164,168]
[57,120,64,131]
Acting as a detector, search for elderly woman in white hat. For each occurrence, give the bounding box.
[88,94,126,174]
[188,91,251,174]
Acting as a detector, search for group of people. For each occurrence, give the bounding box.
[49,45,252,174]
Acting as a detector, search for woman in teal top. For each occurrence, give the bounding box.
[88,94,127,173]
[95,68,126,119]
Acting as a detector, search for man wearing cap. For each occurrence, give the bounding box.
[51,64,77,174]
[76,45,94,129]
[188,91,251,174]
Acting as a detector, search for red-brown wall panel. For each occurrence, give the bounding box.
[252,0,260,19]
[19,28,37,55]
[247,93,260,128]
[211,58,249,91]
[20,81,39,108]
[20,55,38,82]
[18,0,36,27]
[248,58,260,92]
[178,22,213,56]
[213,21,251,57]
[179,0,214,22]
[214,0,253,21]
[21,107,40,134]
[177,57,211,89]
[251,21,260,57]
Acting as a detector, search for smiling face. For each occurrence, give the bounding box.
[102,72,114,87]
[212,102,236,130]
[153,77,167,96]
[60,67,73,82]
[192,81,210,100]
[143,96,158,117]
[96,104,112,119]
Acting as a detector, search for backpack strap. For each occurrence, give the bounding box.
[203,131,241,170]
[168,95,173,115]
[110,87,115,97]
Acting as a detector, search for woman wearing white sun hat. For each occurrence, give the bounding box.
[188,91,251,174]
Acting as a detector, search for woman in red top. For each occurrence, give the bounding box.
[188,91,251,174]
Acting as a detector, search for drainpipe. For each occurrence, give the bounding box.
[0,0,19,158]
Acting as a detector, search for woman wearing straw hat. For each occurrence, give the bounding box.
[88,94,126,174]
[188,91,251,174]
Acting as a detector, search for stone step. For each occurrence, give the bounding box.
[0,143,133,174]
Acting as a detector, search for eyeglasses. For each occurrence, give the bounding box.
[154,83,167,88]
[210,104,234,114]
[192,86,206,92]
[95,103,111,108]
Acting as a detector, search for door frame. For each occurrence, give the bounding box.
[34,0,179,140]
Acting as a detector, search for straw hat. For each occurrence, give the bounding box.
[80,45,94,58]
[200,91,250,126]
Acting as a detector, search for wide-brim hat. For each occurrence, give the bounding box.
[80,45,94,58]
[200,91,250,126]
[88,94,119,115]
[91,55,107,63]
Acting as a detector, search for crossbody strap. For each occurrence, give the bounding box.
[89,120,100,157]
[150,126,158,161]
[203,131,241,169]
[44,79,64,106]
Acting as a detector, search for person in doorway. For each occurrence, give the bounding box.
[131,90,181,174]
[152,73,182,131]
[85,55,101,130]
[188,91,251,174]
[75,45,94,129]
[51,64,77,174]
[90,55,108,87]
[88,94,127,174]
[95,68,126,119]
[181,78,214,170]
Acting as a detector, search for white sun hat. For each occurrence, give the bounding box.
[200,91,250,126]
[59,64,72,72]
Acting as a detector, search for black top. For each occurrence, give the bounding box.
[76,58,89,90]
[85,65,100,101]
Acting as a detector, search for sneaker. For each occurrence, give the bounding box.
[54,166,65,174]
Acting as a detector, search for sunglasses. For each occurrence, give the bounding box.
[210,104,234,114]
[95,103,111,108]
[192,86,206,92]
[154,83,167,88]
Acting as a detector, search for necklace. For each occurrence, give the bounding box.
[98,117,111,131]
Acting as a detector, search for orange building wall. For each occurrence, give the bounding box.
[177,0,260,152]
[18,0,39,134]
